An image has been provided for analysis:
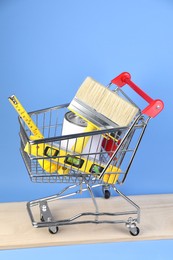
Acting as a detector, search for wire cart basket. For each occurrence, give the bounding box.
[19,72,164,236]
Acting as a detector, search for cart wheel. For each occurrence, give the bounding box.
[104,190,111,199]
[40,216,44,222]
[48,226,59,234]
[129,226,140,236]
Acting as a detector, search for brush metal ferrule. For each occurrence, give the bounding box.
[68,97,119,129]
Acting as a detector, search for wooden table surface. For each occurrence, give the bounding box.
[0,193,173,250]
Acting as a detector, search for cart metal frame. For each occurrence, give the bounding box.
[18,72,164,236]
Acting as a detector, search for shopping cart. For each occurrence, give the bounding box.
[18,72,163,236]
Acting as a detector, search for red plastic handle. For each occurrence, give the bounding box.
[111,72,164,118]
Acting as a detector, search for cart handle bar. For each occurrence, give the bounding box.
[111,72,164,118]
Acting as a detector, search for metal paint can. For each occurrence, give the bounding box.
[61,112,102,160]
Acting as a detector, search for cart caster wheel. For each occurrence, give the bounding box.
[40,216,44,222]
[129,226,140,236]
[48,226,59,234]
[104,190,111,199]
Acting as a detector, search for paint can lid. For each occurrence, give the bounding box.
[65,112,87,127]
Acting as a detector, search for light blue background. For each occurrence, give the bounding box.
[0,0,173,258]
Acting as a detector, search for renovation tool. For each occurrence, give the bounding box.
[68,76,140,129]
[8,95,59,173]
[8,95,44,139]
[24,141,120,184]
[67,76,140,154]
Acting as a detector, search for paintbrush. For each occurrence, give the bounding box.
[68,76,139,154]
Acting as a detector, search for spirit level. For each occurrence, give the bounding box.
[24,141,120,184]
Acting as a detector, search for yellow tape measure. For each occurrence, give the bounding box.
[8,95,60,173]
[8,95,44,139]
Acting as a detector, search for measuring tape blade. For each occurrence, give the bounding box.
[9,95,66,174]
[8,95,44,139]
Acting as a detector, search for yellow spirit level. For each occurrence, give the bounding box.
[24,141,120,184]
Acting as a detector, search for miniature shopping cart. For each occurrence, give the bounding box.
[18,72,163,236]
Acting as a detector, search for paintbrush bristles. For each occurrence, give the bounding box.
[75,77,139,127]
